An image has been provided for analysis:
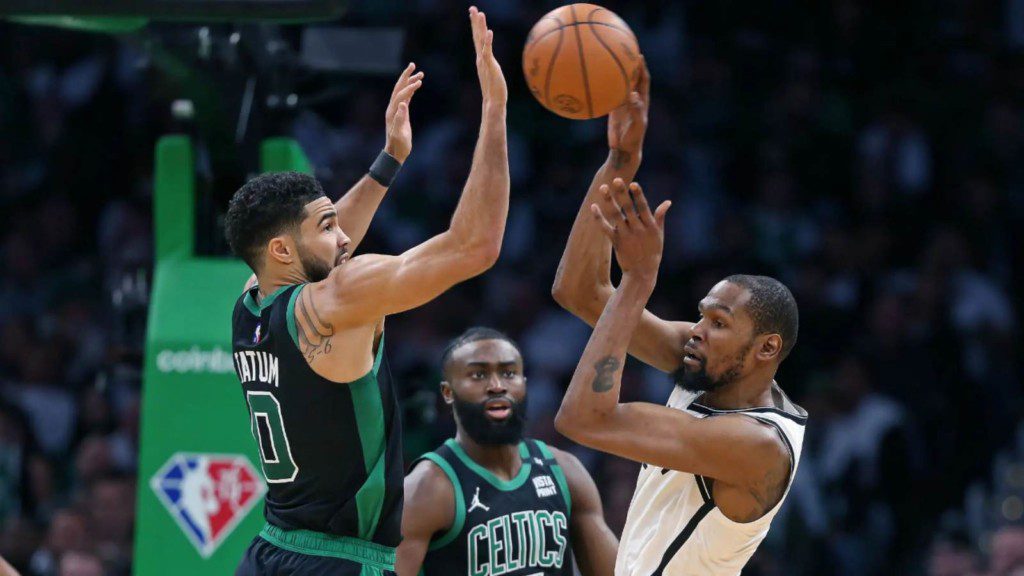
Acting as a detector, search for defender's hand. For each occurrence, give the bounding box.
[607,57,650,165]
[470,6,507,106]
[590,178,670,279]
[384,63,424,163]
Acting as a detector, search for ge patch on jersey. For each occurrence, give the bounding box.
[150,452,265,558]
[533,475,557,498]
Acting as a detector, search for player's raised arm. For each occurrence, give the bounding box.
[395,460,455,576]
[554,183,790,520]
[311,6,509,326]
[550,62,692,373]
[334,62,424,253]
[551,59,648,316]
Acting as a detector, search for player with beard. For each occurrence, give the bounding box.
[224,8,509,575]
[550,62,807,575]
[395,328,618,576]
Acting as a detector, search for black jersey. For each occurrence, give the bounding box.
[230,284,403,548]
[417,438,574,576]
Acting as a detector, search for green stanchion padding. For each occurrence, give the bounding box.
[134,258,260,575]
[0,1,347,22]
[261,137,314,175]
[135,136,316,575]
[154,135,195,262]
[9,15,147,32]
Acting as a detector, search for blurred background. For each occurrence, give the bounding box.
[0,0,1022,575]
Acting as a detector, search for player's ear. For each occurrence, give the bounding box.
[266,235,294,266]
[757,334,783,362]
[440,381,454,405]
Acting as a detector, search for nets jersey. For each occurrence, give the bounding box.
[230,284,404,547]
[416,439,574,576]
[616,383,806,576]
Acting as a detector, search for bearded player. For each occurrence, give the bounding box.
[225,8,508,575]
[396,328,617,576]
[551,62,807,575]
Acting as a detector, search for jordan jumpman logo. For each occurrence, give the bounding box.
[468,487,490,513]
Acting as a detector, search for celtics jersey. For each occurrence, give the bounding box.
[416,438,574,576]
[230,284,404,548]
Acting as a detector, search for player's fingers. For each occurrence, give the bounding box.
[483,29,493,57]
[469,7,482,52]
[654,200,672,229]
[601,185,627,225]
[630,182,654,226]
[629,91,642,109]
[394,79,422,106]
[639,55,651,105]
[391,63,415,100]
[591,204,617,239]
[611,179,634,226]
[393,102,408,125]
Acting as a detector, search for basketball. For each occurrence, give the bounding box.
[522,3,641,120]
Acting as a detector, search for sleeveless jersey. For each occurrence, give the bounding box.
[616,383,807,576]
[416,438,574,576]
[230,284,404,547]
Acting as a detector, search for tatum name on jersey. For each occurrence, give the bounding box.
[416,438,573,576]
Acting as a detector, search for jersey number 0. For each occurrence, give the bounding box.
[246,391,299,483]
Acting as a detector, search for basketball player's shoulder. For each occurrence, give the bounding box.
[406,457,452,497]
[545,444,586,476]
[404,455,456,528]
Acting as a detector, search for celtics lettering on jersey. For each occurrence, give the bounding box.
[466,501,568,575]
[419,439,575,576]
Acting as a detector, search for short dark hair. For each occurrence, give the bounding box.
[441,327,522,378]
[725,274,799,361]
[224,171,326,271]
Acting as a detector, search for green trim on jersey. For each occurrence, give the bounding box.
[352,334,388,540]
[420,452,466,551]
[444,439,532,491]
[534,440,572,515]
[244,284,292,316]
[258,523,395,570]
[286,284,306,347]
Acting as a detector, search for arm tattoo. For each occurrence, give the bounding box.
[750,462,788,516]
[610,149,632,170]
[591,356,621,393]
[296,288,334,362]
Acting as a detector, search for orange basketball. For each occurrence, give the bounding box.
[522,3,641,120]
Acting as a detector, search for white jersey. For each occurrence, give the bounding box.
[616,383,807,576]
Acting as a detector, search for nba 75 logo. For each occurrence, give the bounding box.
[150,453,266,558]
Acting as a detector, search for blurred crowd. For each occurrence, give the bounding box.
[1,1,1023,574]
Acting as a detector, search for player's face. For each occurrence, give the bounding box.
[444,340,527,446]
[295,197,350,283]
[675,281,759,393]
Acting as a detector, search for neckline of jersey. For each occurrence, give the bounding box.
[444,438,532,492]
[244,284,292,316]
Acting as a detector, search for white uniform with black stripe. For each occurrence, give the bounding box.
[615,383,807,576]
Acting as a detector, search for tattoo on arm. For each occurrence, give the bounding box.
[750,461,788,517]
[610,149,632,170]
[591,356,621,393]
[296,289,334,362]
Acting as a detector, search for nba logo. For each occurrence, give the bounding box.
[253,323,262,343]
[150,453,266,558]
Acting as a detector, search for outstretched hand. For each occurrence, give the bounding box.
[469,6,507,106]
[607,56,650,166]
[384,62,424,163]
[590,178,670,279]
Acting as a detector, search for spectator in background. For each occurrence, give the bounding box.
[56,552,101,576]
[989,525,1024,576]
